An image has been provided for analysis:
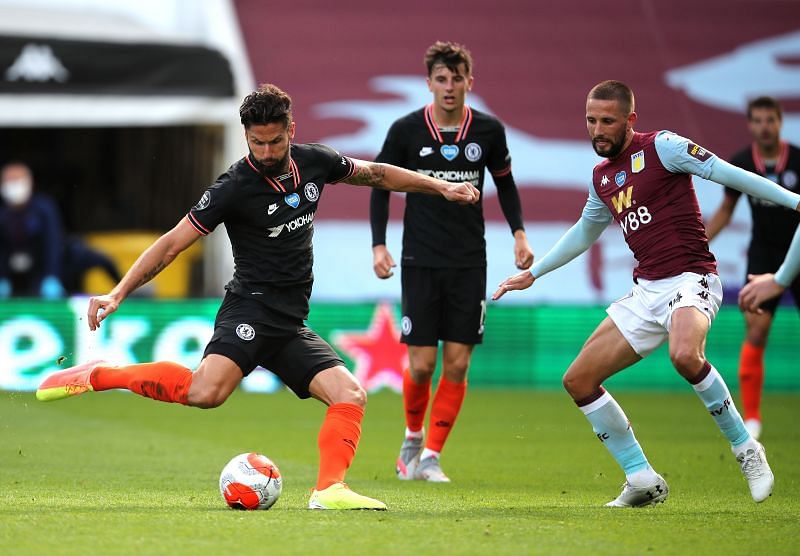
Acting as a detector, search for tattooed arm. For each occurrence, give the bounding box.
[87,218,201,330]
[343,159,480,203]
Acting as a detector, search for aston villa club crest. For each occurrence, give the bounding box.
[631,150,645,173]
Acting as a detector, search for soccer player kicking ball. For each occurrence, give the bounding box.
[493,80,799,507]
[36,84,479,511]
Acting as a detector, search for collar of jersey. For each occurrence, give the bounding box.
[751,140,789,176]
[245,154,300,193]
[424,103,473,143]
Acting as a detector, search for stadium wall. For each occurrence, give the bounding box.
[2,299,797,393]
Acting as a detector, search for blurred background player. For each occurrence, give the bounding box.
[494,80,800,507]
[370,41,533,483]
[740,224,800,312]
[37,84,479,510]
[706,96,800,440]
[0,161,65,299]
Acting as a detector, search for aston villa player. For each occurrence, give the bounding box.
[370,42,533,483]
[495,80,800,507]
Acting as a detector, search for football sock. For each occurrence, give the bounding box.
[738,341,765,422]
[316,402,364,491]
[403,368,431,433]
[405,427,424,439]
[689,361,751,448]
[90,361,192,404]
[425,377,467,453]
[420,448,440,461]
[577,387,651,482]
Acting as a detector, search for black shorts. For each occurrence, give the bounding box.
[746,240,800,315]
[203,292,344,398]
[400,266,487,346]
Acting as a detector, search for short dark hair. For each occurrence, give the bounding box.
[747,96,782,121]
[587,80,635,116]
[239,84,293,128]
[424,41,473,76]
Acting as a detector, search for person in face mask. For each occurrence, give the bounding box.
[0,162,65,298]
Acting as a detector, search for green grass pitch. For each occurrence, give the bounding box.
[1,388,798,555]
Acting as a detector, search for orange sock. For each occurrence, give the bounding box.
[90,361,193,405]
[403,368,431,433]
[316,402,364,491]
[739,341,765,421]
[425,377,467,453]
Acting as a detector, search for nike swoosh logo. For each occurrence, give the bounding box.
[419,147,433,157]
[268,204,278,215]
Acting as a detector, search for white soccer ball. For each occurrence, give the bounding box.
[219,452,282,510]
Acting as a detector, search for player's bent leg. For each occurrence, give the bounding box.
[307,366,386,510]
[415,342,472,483]
[562,318,666,506]
[671,309,774,502]
[186,355,243,408]
[398,346,437,480]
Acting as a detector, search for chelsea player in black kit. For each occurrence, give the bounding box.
[706,96,800,440]
[36,84,480,510]
[370,42,533,483]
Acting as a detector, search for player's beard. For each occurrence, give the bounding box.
[251,150,290,177]
[592,129,627,159]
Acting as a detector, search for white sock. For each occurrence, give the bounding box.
[405,427,424,439]
[627,466,659,487]
[420,448,440,461]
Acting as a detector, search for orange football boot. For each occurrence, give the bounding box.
[36,360,106,402]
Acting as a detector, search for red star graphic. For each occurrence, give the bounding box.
[332,303,408,392]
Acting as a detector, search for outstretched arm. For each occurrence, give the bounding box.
[493,215,607,300]
[87,218,201,330]
[708,158,800,211]
[344,159,480,203]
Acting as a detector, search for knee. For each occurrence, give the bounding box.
[745,327,769,347]
[335,384,367,408]
[443,358,469,382]
[562,371,586,399]
[188,385,229,409]
[669,347,704,377]
[409,359,436,381]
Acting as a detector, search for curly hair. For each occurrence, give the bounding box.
[239,84,293,128]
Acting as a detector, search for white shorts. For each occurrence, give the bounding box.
[606,272,723,357]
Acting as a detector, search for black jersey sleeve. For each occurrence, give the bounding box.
[310,143,357,184]
[186,168,238,235]
[487,122,512,178]
[374,120,408,166]
[494,173,525,233]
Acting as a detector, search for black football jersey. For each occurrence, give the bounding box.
[375,105,512,267]
[187,143,356,319]
[725,142,800,249]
